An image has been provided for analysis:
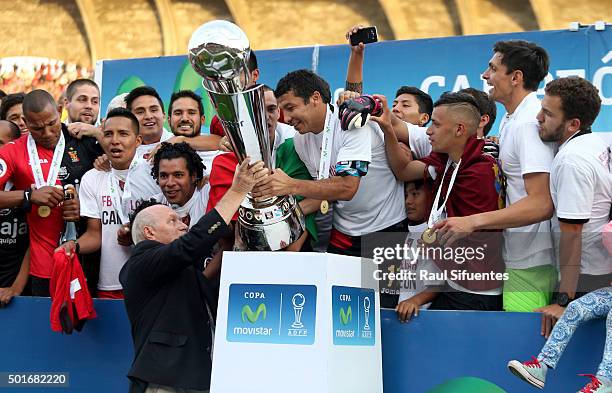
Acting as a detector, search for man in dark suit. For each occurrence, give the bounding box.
[120,159,267,393]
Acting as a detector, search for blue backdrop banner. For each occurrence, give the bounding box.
[98,26,612,135]
[0,297,606,392]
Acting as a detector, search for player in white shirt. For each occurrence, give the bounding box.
[117,89,224,213]
[56,108,142,299]
[433,40,557,312]
[253,69,406,259]
[166,90,223,172]
[151,142,210,229]
[536,76,612,337]
[125,86,174,161]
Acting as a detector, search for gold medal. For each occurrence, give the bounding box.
[421,227,437,245]
[38,205,51,218]
[320,200,329,215]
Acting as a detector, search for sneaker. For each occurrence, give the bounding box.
[578,374,612,393]
[507,357,547,389]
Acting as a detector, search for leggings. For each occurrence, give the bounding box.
[538,287,612,379]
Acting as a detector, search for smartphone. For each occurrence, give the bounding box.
[350,26,378,46]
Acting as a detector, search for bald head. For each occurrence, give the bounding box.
[131,204,188,244]
[0,120,20,147]
[23,89,58,116]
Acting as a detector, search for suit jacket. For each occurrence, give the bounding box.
[119,208,230,393]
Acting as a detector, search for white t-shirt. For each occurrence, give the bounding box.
[154,184,210,228]
[406,123,432,159]
[128,142,215,209]
[124,160,162,207]
[294,106,406,236]
[398,222,443,307]
[498,92,556,269]
[272,122,297,167]
[135,128,174,161]
[79,168,132,290]
[550,132,612,275]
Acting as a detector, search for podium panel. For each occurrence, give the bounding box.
[211,251,383,393]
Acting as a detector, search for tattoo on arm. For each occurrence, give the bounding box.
[345,81,363,94]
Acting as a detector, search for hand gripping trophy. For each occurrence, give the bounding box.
[188,20,305,250]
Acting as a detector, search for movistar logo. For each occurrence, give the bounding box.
[339,306,352,325]
[242,303,267,323]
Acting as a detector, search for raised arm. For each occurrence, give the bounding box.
[370,95,426,181]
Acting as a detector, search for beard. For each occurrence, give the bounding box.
[539,123,565,142]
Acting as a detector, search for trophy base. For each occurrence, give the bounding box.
[238,194,306,251]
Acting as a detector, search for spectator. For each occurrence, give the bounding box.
[434,40,557,313]
[56,108,143,299]
[0,120,29,306]
[0,90,101,296]
[119,158,266,393]
[396,177,444,321]
[507,286,612,392]
[535,76,611,337]
[376,92,505,310]
[0,93,27,135]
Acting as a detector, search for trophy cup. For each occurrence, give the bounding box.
[291,293,305,329]
[188,20,305,251]
[363,297,371,331]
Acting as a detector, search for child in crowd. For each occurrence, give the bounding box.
[396,178,443,322]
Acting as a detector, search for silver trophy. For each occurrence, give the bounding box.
[188,20,305,251]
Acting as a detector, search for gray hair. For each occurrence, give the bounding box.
[131,207,158,244]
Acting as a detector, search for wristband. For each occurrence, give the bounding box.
[22,188,32,212]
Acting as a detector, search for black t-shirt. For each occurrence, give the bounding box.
[58,123,104,187]
[0,206,28,287]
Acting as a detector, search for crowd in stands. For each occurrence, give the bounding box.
[0,57,92,101]
[0,26,610,393]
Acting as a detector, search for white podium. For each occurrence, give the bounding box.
[210,251,383,393]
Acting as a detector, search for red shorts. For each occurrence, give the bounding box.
[97,289,124,299]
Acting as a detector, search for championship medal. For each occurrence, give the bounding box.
[38,205,51,218]
[320,200,329,214]
[421,227,437,244]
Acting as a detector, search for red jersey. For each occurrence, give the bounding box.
[206,152,239,221]
[0,136,64,278]
[210,115,225,137]
[49,249,96,333]
[0,129,101,278]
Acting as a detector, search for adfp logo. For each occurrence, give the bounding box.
[291,293,305,329]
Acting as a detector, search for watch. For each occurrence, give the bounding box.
[22,188,32,212]
[556,292,572,307]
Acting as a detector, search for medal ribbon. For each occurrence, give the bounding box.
[317,105,336,180]
[27,133,65,188]
[108,159,139,224]
[427,158,461,228]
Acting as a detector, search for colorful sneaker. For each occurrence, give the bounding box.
[578,374,612,393]
[507,357,547,389]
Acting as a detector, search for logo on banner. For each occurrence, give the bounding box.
[227,284,317,345]
[339,306,352,325]
[332,286,375,346]
[242,303,266,323]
